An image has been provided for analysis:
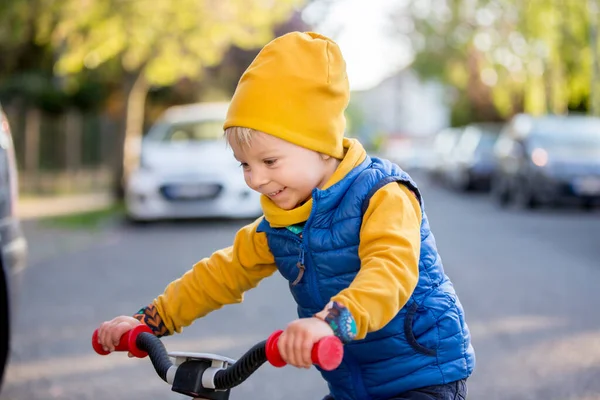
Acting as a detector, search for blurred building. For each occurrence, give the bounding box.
[350,68,450,140]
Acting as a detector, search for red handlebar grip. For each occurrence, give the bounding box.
[265,330,286,367]
[265,330,343,371]
[311,335,344,371]
[92,324,153,358]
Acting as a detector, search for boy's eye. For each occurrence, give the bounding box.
[239,162,250,170]
[264,159,277,166]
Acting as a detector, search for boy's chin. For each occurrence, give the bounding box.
[269,192,311,210]
[274,198,303,211]
[276,201,296,211]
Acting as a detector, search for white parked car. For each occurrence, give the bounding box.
[125,102,262,222]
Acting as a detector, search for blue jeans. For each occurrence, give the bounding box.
[322,379,468,400]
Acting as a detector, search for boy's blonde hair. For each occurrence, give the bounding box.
[224,126,255,148]
[224,126,333,160]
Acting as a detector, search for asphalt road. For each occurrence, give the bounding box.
[2,174,600,400]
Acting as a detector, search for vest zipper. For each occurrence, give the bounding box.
[262,228,321,307]
[291,246,305,286]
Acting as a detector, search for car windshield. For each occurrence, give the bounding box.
[146,120,224,142]
[459,124,501,155]
[530,118,600,149]
[477,133,499,150]
[531,131,600,150]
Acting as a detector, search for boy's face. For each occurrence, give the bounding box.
[228,130,333,210]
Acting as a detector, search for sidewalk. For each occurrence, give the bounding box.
[16,192,116,220]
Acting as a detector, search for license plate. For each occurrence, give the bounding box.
[573,177,600,195]
[162,184,221,200]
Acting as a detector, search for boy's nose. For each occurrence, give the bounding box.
[249,169,270,189]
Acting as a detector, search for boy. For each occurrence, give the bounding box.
[96,31,475,400]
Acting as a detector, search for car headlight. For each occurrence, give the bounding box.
[531,148,549,167]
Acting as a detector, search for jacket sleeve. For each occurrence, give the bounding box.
[330,182,422,339]
[149,217,277,335]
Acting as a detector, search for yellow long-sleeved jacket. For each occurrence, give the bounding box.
[149,139,421,340]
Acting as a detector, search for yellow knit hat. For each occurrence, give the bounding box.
[223,32,349,159]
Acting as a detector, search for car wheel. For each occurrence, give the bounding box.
[514,181,540,209]
[491,176,511,207]
[581,199,596,211]
[125,213,152,227]
[454,170,473,192]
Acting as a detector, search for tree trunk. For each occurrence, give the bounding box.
[465,47,500,122]
[548,0,567,115]
[123,72,149,180]
[112,71,149,198]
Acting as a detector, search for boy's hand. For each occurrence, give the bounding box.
[277,317,334,369]
[96,316,142,355]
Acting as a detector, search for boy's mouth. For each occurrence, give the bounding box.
[267,187,286,198]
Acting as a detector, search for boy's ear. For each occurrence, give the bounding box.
[320,153,332,161]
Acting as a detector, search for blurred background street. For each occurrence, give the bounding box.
[2,0,600,399]
[3,175,600,400]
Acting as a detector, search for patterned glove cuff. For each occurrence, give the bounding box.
[133,304,169,338]
[316,301,357,344]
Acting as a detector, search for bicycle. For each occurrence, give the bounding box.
[92,325,343,400]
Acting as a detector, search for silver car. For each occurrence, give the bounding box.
[125,102,262,222]
[0,103,28,389]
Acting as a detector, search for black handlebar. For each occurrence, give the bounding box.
[136,332,173,382]
[136,332,269,390]
[213,340,268,389]
[93,326,343,397]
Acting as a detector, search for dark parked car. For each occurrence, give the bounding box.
[0,104,28,389]
[491,114,600,209]
[445,122,503,191]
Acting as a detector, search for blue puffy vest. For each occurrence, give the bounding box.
[257,156,475,400]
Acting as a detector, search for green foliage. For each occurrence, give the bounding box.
[1,0,307,115]
[0,0,36,64]
[401,0,598,120]
[35,0,304,87]
[0,71,108,113]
